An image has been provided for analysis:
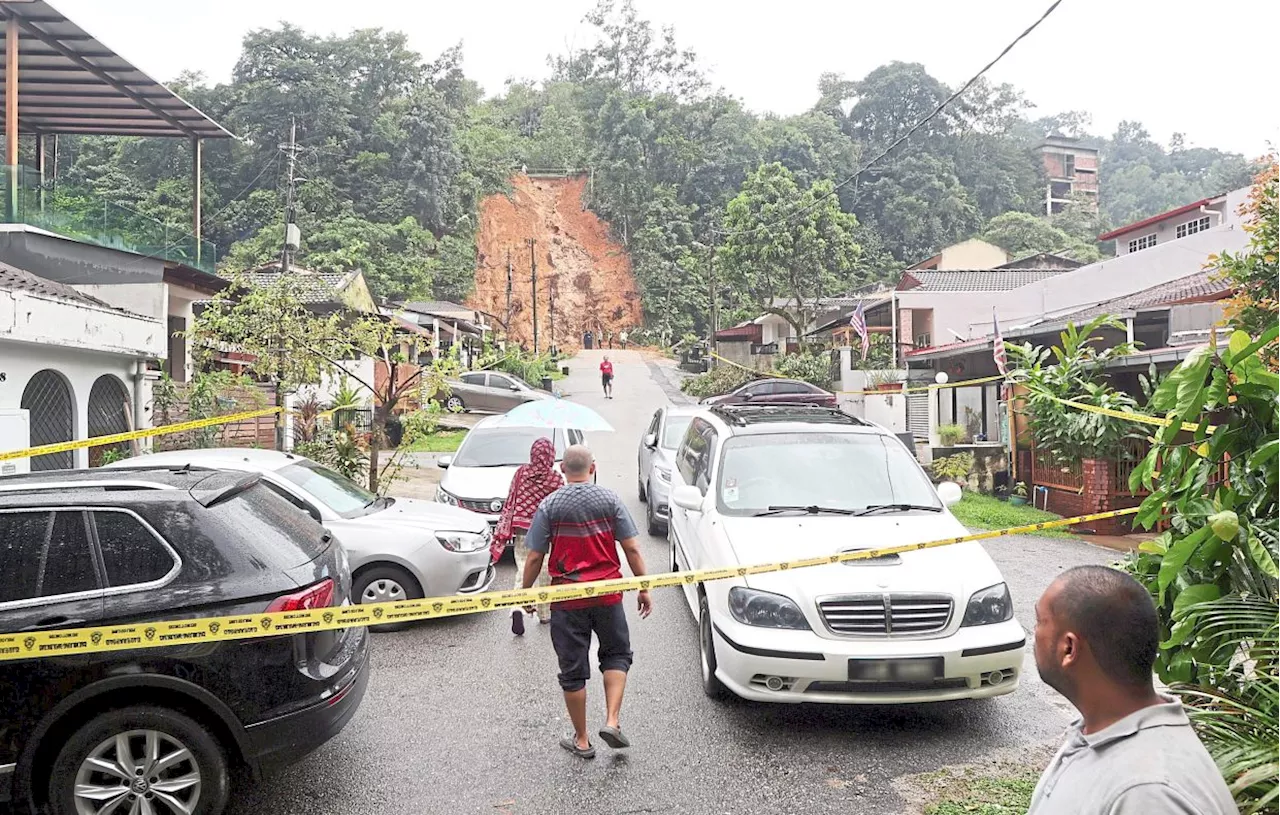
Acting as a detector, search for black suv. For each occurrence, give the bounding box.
[0,467,370,815]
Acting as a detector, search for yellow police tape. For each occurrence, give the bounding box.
[1051,397,1217,435]
[0,506,1140,663]
[0,407,283,463]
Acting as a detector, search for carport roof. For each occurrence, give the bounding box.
[0,1,234,139]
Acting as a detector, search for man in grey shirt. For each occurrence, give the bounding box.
[1029,565,1238,814]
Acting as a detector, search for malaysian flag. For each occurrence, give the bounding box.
[993,309,1008,377]
[849,301,869,361]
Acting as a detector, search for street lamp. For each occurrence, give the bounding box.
[935,371,949,385]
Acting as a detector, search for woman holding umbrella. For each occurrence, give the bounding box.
[493,437,564,634]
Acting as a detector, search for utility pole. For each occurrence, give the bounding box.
[505,248,513,332]
[276,117,300,451]
[280,117,301,273]
[549,275,556,356]
[527,238,538,354]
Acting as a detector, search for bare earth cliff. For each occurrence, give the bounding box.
[470,174,642,351]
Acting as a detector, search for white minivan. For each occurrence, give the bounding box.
[668,403,1025,704]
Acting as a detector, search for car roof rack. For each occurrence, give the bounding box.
[707,403,871,427]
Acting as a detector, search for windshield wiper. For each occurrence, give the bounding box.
[851,503,943,517]
[753,505,860,517]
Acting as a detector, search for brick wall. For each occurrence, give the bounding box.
[1039,458,1141,535]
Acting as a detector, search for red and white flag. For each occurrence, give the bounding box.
[850,301,869,361]
[992,309,1008,377]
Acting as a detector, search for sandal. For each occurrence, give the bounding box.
[559,736,596,759]
[598,725,630,749]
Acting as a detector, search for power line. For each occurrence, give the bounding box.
[712,0,1064,239]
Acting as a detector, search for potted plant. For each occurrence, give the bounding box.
[929,452,974,489]
[1010,481,1028,506]
[867,370,903,392]
[938,423,967,446]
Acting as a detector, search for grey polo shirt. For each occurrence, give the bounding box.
[1028,695,1238,815]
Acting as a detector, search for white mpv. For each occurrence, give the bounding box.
[667,404,1025,704]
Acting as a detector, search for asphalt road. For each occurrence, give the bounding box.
[229,350,1114,815]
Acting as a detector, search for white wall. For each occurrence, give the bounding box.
[835,359,907,432]
[899,222,1250,341]
[305,357,377,406]
[73,282,167,322]
[0,341,140,468]
[0,287,164,357]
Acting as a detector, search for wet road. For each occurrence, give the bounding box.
[230,350,1113,815]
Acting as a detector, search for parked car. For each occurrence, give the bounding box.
[637,405,700,535]
[109,449,496,611]
[435,371,555,413]
[700,378,837,408]
[435,418,585,527]
[667,403,1024,705]
[0,466,369,814]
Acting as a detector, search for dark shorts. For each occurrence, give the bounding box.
[550,603,633,691]
[602,373,614,386]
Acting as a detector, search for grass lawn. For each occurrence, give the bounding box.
[950,491,1075,539]
[402,429,467,454]
[923,772,1040,815]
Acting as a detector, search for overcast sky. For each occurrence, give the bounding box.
[57,0,1277,156]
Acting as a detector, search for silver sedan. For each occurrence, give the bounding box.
[637,405,699,536]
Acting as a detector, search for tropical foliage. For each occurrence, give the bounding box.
[1006,315,1143,461]
[1121,166,1279,813]
[47,2,1259,342]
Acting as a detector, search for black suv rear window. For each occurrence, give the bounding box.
[94,511,177,586]
[203,483,331,569]
[0,510,97,602]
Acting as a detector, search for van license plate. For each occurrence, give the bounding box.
[848,657,942,682]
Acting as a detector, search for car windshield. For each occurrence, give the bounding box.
[661,416,693,449]
[279,460,379,518]
[716,433,939,516]
[508,375,537,390]
[453,427,565,467]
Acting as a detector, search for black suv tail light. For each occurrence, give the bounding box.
[267,578,335,613]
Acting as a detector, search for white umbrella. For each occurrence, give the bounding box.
[490,398,614,432]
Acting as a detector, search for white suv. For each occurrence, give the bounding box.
[668,404,1024,704]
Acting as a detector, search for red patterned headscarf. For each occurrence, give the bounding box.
[492,437,563,560]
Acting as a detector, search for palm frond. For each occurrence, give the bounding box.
[1177,670,1279,813]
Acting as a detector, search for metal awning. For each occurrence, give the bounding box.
[0,0,234,138]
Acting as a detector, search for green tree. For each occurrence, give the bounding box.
[720,163,863,336]
[981,211,1099,262]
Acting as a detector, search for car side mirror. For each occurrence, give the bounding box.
[509,385,520,391]
[671,485,704,512]
[937,481,962,507]
[643,433,657,449]
[437,455,452,469]
[741,391,754,400]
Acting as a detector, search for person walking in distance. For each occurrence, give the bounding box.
[599,355,614,399]
[619,329,629,349]
[520,445,652,758]
[1029,565,1238,814]
[493,437,564,634]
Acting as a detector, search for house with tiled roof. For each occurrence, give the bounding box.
[0,262,165,472]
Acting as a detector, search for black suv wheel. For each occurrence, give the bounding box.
[49,706,230,815]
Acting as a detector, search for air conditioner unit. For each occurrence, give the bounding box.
[0,408,31,476]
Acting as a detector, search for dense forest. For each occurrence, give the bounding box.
[51,1,1260,339]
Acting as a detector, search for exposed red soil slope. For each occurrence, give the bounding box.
[470,174,641,352]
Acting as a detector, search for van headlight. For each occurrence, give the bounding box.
[656,465,672,484]
[436,531,487,553]
[961,583,1013,626]
[436,486,459,506]
[728,587,810,630]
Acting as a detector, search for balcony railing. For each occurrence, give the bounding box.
[2,165,216,274]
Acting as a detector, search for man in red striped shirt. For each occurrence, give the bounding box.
[522,445,653,759]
